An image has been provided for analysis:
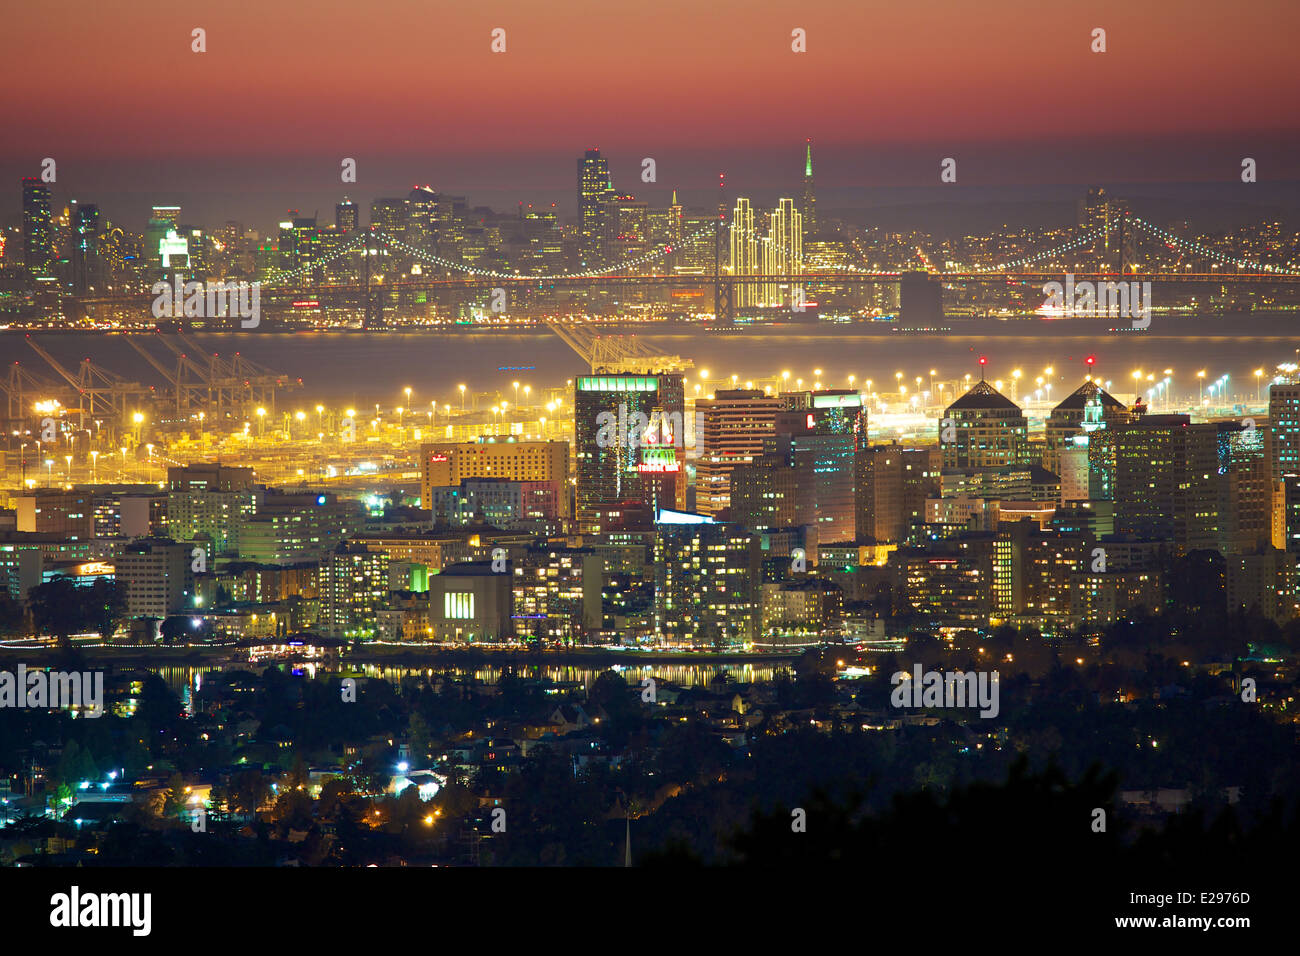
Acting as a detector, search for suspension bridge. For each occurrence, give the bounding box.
[66,213,1300,325]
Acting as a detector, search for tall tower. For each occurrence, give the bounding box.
[22,177,53,276]
[802,139,817,239]
[335,198,358,233]
[729,199,758,309]
[577,148,612,268]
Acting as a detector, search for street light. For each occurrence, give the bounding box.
[459,384,467,411]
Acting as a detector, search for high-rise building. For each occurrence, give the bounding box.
[858,443,906,544]
[1111,415,1220,553]
[1217,420,1272,555]
[22,178,53,276]
[1269,381,1300,481]
[70,201,102,295]
[654,520,762,646]
[117,538,194,621]
[511,547,603,642]
[729,198,759,308]
[166,464,257,559]
[318,543,389,639]
[420,438,569,519]
[1045,379,1127,476]
[335,198,358,233]
[941,380,1030,470]
[763,198,802,307]
[770,391,866,546]
[577,148,612,268]
[802,139,817,239]
[574,373,685,532]
[694,389,787,516]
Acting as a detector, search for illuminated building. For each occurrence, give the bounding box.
[166,464,257,559]
[15,490,94,541]
[1068,568,1163,626]
[427,561,513,642]
[802,139,817,238]
[117,538,193,620]
[145,205,181,272]
[762,198,802,307]
[1224,550,1299,624]
[574,373,684,532]
[577,148,612,268]
[729,198,759,308]
[654,521,761,646]
[22,177,53,276]
[760,578,842,643]
[239,492,362,566]
[421,438,569,519]
[1111,415,1219,553]
[858,443,907,544]
[317,543,389,638]
[1269,381,1300,481]
[335,198,358,233]
[942,380,1029,470]
[693,389,786,517]
[511,547,602,643]
[1045,379,1126,476]
[428,478,564,529]
[899,541,993,627]
[70,200,102,295]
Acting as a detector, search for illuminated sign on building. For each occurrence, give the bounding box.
[159,229,188,268]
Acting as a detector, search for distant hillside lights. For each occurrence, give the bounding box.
[151,276,260,328]
[1042,274,1151,329]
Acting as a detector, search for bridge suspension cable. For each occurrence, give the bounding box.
[1129,216,1300,275]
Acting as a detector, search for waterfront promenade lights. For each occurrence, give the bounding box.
[404,387,412,407]
[513,381,520,405]
[45,459,54,487]
[523,385,531,405]
[459,384,466,411]
[1256,368,1265,402]
[316,405,324,430]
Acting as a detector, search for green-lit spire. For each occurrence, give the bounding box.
[805,140,813,178]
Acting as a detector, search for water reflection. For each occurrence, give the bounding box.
[152,660,785,695]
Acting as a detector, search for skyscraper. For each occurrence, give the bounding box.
[730,198,759,308]
[1269,381,1300,481]
[335,198,358,233]
[574,373,685,532]
[695,389,787,516]
[577,148,612,268]
[942,380,1030,470]
[802,139,816,239]
[1111,415,1220,553]
[70,201,101,295]
[22,177,52,276]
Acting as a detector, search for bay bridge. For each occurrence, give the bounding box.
[64,214,1300,327]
